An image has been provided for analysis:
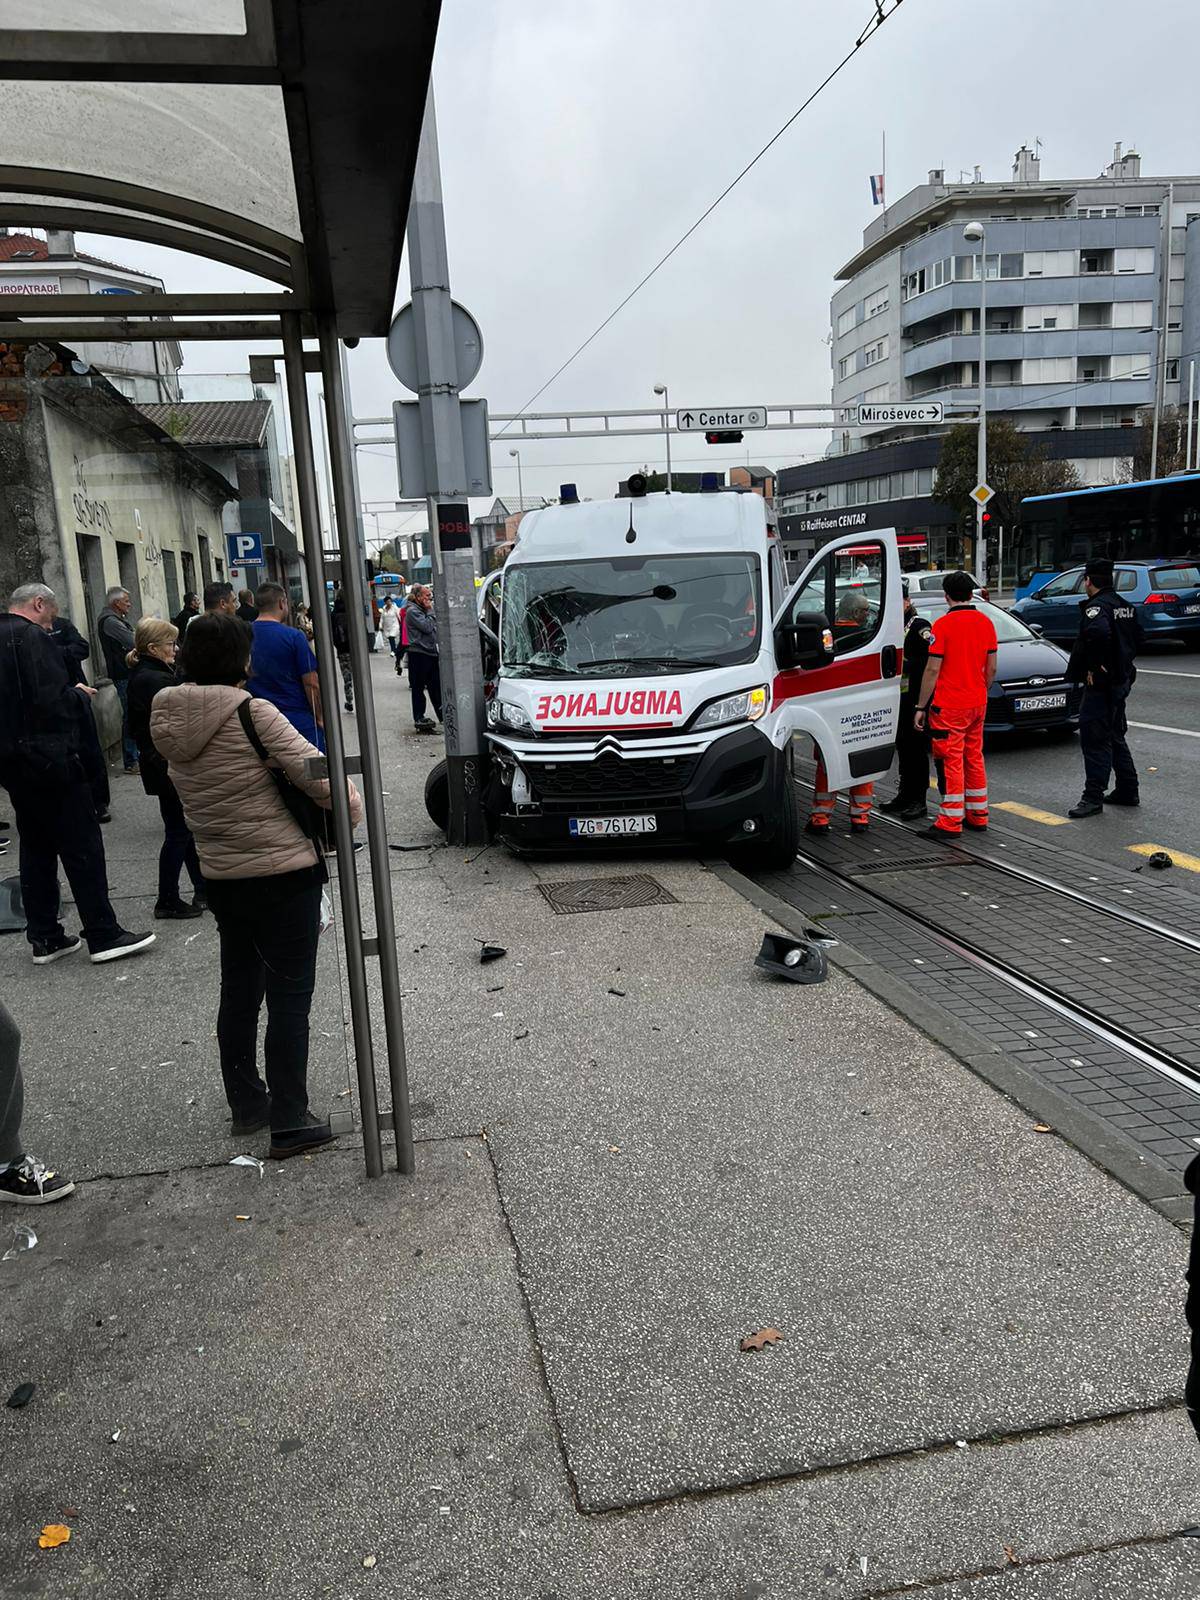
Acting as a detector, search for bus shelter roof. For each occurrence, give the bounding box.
[0,0,441,338]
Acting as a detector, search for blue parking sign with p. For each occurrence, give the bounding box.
[227,532,264,567]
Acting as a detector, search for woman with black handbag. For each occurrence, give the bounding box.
[151,613,362,1158]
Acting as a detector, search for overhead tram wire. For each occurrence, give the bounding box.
[495,0,909,436]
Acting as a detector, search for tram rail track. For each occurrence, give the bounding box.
[782,790,1200,1102]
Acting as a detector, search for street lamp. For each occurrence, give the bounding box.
[508,447,524,511]
[653,382,671,492]
[963,220,988,584]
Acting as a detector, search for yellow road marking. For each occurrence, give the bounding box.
[1128,842,1200,874]
[994,800,1070,827]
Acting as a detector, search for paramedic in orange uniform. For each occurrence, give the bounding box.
[912,570,997,838]
[806,591,877,837]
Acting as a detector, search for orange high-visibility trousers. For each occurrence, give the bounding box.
[809,755,874,830]
[929,706,987,834]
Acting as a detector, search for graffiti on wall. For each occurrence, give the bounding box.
[72,455,113,537]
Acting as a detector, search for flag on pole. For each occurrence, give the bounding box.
[870,173,886,206]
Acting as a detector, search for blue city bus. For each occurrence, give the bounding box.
[1015,472,1200,598]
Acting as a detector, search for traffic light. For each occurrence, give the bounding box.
[705,429,744,444]
[981,511,992,525]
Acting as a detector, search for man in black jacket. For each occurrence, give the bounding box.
[405,585,442,732]
[50,613,110,823]
[0,582,154,965]
[881,581,934,821]
[1066,557,1142,819]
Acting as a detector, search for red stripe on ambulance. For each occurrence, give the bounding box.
[771,652,882,710]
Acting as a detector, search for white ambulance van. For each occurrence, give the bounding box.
[459,479,902,867]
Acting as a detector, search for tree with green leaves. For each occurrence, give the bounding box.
[934,420,1082,530]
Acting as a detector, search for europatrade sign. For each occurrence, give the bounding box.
[0,278,61,295]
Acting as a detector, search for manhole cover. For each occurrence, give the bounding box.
[538,874,679,914]
[853,854,971,873]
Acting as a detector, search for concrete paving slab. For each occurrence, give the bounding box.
[2,890,355,1182]
[915,1538,1200,1598]
[3,1144,1197,1600]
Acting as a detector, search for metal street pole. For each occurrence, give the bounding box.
[1187,359,1196,472]
[280,313,384,1179]
[654,382,671,490]
[408,86,489,846]
[964,221,988,584]
[318,315,416,1175]
[509,447,523,509]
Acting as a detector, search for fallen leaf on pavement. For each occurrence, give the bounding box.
[740,1327,782,1352]
[38,1524,71,1549]
[1004,1545,1019,1566]
[1032,1124,1052,1134]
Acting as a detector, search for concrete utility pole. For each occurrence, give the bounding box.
[406,87,489,845]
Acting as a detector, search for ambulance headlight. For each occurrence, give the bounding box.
[693,685,768,730]
[487,699,533,731]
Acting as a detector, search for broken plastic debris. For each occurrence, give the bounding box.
[38,1524,71,1549]
[229,1155,264,1175]
[363,1554,377,1568]
[955,1439,968,1449]
[514,1030,530,1042]
[1032,1124,1052,1134]
[7,1382,35,1409]
[438,1505,451,1516]
[479,944,507,964]
[859,1556,868,1576]
[111,1429,121,1442]
[234,1215,252,1222]
[608,987,627,997]
[1147,851,1173,870]
[3,1224,37,1261]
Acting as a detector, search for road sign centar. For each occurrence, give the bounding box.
[970,483,995,506]
[676,405,766,432]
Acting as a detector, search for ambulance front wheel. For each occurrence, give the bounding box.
[424,759,450,834]
[738,776,800,871]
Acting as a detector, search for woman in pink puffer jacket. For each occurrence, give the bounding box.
[152,613,362,1160]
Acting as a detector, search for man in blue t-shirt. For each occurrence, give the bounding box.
[246,582,324,750]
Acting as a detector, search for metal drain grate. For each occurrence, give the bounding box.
[852,854,971,873]
[538,873,680,914]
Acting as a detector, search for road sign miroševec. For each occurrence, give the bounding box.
[970,483,995,506]
[675,406,766,432]
[852,401,945,425]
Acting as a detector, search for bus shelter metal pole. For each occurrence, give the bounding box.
[281,312,384,1179]
[318,315,416,1176]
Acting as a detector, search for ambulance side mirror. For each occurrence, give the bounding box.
[776,614,834,671]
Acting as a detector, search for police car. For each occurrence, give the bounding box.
[911,595,1081,733]
[446,477,904,866]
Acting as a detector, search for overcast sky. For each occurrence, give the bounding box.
[77,0,1194,543]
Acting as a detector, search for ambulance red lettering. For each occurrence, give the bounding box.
[667,690,682,716]
[630,691,646,715]
[646,690,666,716]
[612,691,630,715]
[536,696,550,718]
[565,693,584,717]
[549,694,566,717]
[597,692,613,717]
[582,693,599,717]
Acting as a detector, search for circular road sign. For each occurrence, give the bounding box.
[387,299,484,393]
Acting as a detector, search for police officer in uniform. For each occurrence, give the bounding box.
[1066,556,1142,819]
[881,578,934,821]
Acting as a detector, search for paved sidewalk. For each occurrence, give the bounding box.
[1,656,1197,1596]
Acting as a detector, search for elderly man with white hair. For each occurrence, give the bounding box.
[97,583,139,773]
[0,581,154,966]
